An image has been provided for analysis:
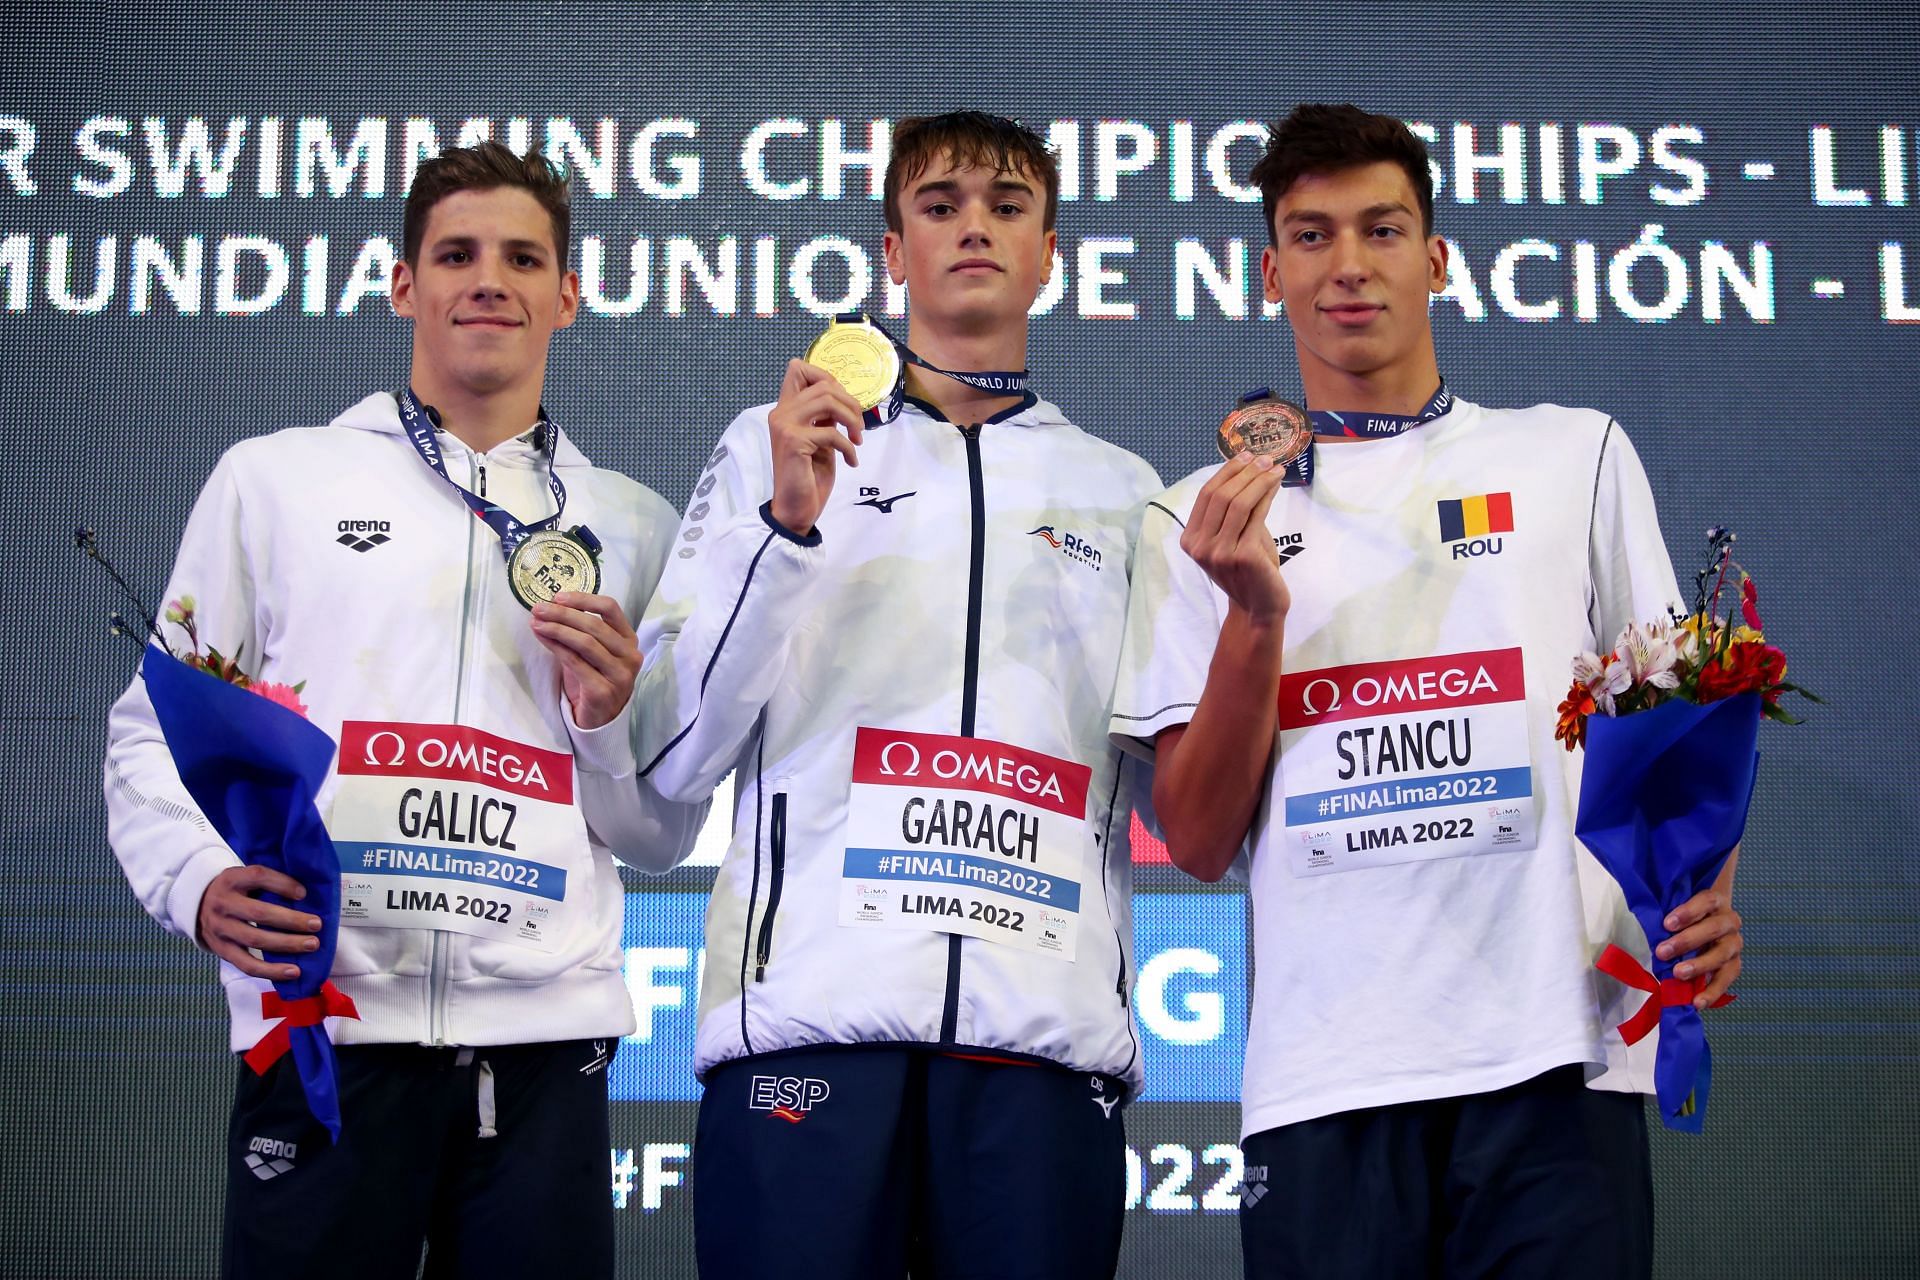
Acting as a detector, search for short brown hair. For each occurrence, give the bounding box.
[883,112,1059,234]
[403,141,572,267]
[1250,104,1435,243]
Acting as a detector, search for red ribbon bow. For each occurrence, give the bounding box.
[1595,943,1733,1045]
[243,981,360,1075]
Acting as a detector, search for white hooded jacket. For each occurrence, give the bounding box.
[635,392,1161,1094]
[105,392,705,1051]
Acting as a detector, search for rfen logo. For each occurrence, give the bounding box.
[337,721,573,803]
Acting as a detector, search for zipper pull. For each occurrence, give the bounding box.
[476,458,488,498]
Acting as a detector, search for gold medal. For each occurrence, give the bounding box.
[805,315,903,412]
[1218,395,1312,466]
[508,528,601,609]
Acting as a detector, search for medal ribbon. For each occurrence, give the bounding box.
[1247,381,1454,488]
[396,389,573,564]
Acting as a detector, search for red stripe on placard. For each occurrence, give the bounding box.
[337,721,574,804]
[1277,648,1527,730]
[851,727,1089,818]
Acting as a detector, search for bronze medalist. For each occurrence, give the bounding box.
[1218,396,1312,465]
[507,529,601,609]
[805,316,902,412]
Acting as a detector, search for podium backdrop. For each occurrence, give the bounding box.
[3,2,1913,1274]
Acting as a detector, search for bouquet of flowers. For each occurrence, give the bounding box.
[1553,527,1814,1132]
[84,530,357,1140]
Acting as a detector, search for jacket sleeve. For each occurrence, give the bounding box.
[102,449,262,942]
[569,482,714,873]
[631,408,825,805]
[1586,419,1684,648]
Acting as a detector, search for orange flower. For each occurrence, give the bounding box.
[1555,681,1596,751]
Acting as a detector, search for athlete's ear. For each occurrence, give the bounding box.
[1040,228,1057,284]
[391,257,415,318]
[554,267,580,330]
[1427,234,1449,295]
[883,228,906,287]
[1260,244,1283,305]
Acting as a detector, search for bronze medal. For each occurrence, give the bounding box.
[1218,395,1312,466]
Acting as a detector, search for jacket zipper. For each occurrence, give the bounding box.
[753,793,788,981]
[429,447,486,1046]
[939,423,987,1042]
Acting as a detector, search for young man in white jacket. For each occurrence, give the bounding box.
[634,112,1161,1278]
[103,142,702,1280]
[1109,104,1748,1279]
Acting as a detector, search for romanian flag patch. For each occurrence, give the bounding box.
[1437,492,1514,542]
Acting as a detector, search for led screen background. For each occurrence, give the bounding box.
[2,2,1915,1275]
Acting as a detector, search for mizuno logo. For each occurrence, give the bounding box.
[1093,1094,1118,1119]
[855,491,916,514]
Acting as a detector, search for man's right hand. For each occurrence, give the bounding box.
[198,865,322,981]
[767,359,866,536]
[1180,453,1290,621]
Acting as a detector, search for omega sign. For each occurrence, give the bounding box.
[853,727,1090,818]
[337,721,573,803]
[1279,648,1526,730]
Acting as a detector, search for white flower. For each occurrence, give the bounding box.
[1573,648,1631,715]
[1617,620,1682,693]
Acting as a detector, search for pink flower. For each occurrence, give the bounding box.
[251,681,310,718]
[1741,577,1763,632]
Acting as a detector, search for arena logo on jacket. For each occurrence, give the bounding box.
[329,721,586,950]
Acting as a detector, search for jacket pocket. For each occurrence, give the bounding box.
[752,792,788,982]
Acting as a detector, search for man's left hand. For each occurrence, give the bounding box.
[531,591,641,730]
[1656,846,1743,1009]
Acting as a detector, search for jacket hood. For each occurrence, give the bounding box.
[331,391,595,469]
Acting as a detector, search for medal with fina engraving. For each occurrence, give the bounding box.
[805,314,904,412]
[1218,393,1313,466]
[507,525,602,609]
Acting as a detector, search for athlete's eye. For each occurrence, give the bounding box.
[441,250,471,264]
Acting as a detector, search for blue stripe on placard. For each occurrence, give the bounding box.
[336,841,566,901]
[1284,766,1533,826]
[843,847,1082,910]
